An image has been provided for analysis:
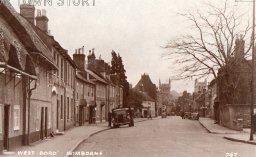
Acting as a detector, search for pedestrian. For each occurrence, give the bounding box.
[181,111,185,119]
[108,112,112,127]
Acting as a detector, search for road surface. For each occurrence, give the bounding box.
[72,117,256,157]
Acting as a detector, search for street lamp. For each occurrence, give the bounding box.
[236,0,255,140]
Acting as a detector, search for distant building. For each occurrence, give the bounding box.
[134,74,157,117]
[157,79,173,115]
[194,79,207,93]
[134,73,157,101]
[140,92,156,118]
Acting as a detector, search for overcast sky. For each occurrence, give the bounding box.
[10,0,252,93]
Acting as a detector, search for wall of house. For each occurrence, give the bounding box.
[141,101,156,117]
[51,49,75,131]
[96,83,107,122]
[75,78,95,125]
[0,70,26,150]
[30,65,52,143]
[108,85,115,114]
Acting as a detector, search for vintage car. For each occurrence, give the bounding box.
[184,112,192,119]
[111,108,134,128]
[191,112,200,120]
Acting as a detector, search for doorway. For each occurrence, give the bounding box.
[3,105,10,150]
[57,100,59,130]
[40,107,48,140]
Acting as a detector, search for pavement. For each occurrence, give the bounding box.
[199,117,256,145]
[2,118,148,157]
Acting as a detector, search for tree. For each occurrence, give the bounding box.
[110,51,129,106]
[177,91,193,112]
[110,50,118,75]
[164,1,252,80]
[117,54,127,85]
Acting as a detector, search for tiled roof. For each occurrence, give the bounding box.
[138,91,155,102]
[76,72,96,85]
[31,25,76,67]
[84,68,107,84]
[0,1,56,69]
[0,10,36,76]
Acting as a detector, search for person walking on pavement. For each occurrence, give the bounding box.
[108,111,112,127]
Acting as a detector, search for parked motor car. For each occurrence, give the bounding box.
[170,112,176,116]
[184,112,192,119]
[111,108,134,128]
[191,112,200,120]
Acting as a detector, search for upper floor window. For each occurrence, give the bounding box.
[61,58,63,79]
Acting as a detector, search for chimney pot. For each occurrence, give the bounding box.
[42,9,47,16]
[36,12,49,32]
[37,9,41,17]
[82,46,84,54]
[20,4,35,24]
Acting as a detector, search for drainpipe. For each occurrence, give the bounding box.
[27,79,37,145]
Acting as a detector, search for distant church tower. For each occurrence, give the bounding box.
[159,78,171,94]
[194,79,207,93]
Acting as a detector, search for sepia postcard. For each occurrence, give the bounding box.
[0,0,255,157]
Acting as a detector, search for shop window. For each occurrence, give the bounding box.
[13,105,20,131]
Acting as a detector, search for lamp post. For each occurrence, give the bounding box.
[236,0,255,140]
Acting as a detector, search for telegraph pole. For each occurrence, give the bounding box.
[250,0,255,141]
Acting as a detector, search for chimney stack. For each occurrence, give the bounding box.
[20,4,35,24]
[73,49,86,71]
[36,9,49,33]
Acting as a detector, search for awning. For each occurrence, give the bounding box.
[89,101,96,107]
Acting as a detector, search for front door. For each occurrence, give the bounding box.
[57,100,59,130]
[40,107,44,140]
[3,105,10,150]
[45,107,48,138]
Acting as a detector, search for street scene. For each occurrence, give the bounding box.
[0,0,256,157]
